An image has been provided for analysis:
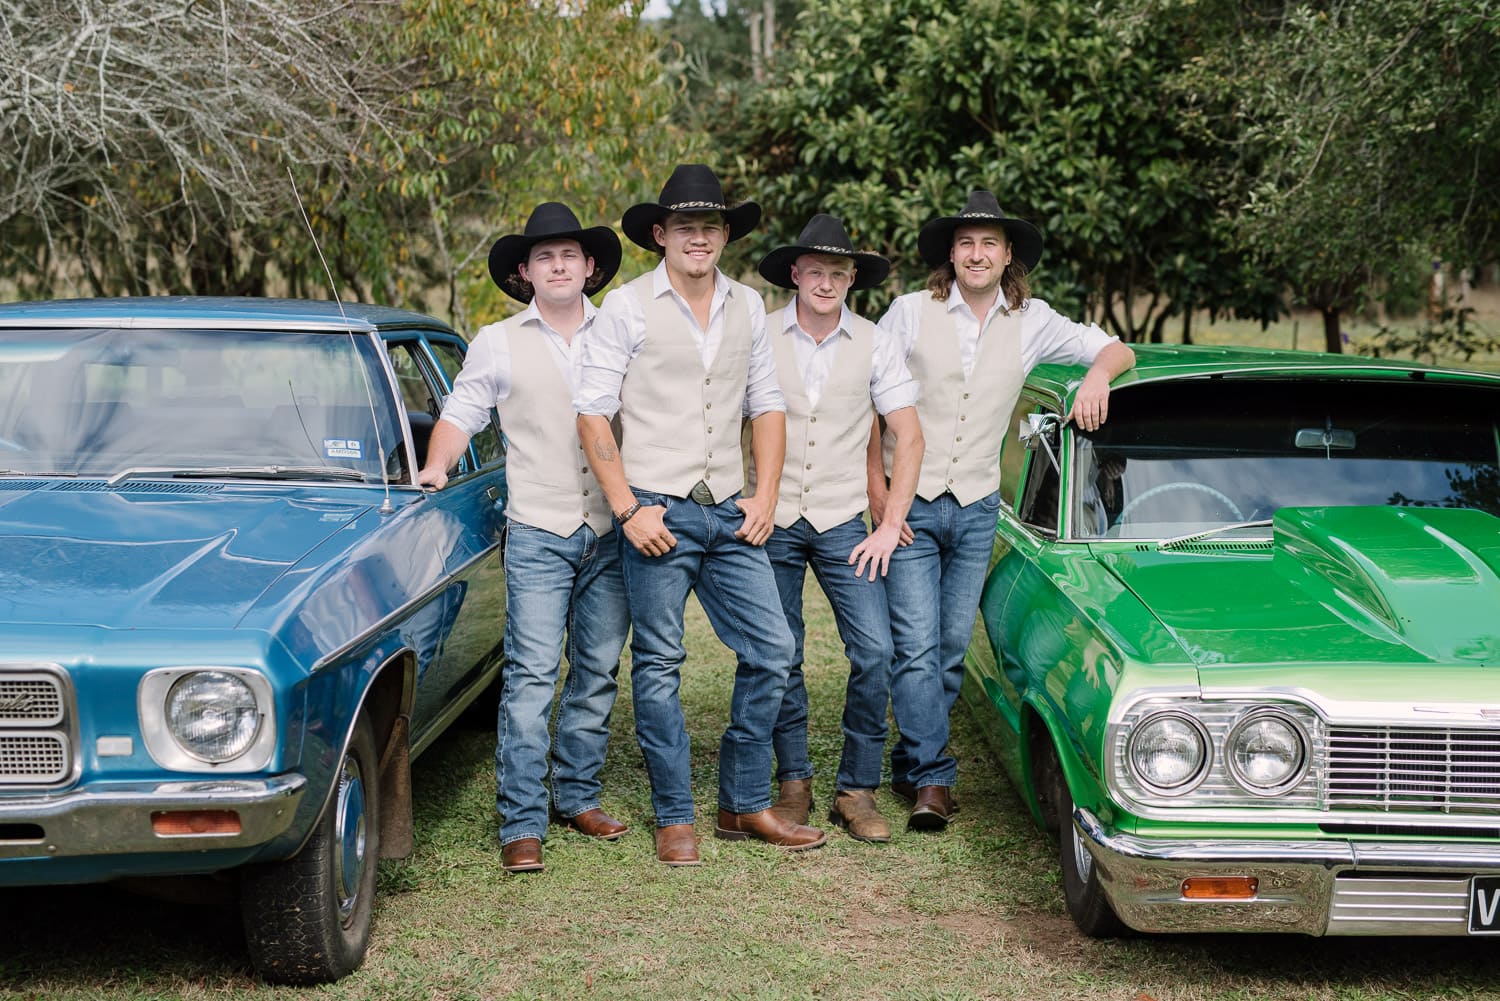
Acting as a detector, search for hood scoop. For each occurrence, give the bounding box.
[1273,506,1500,664]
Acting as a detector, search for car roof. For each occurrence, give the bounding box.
[0,296,451,334]
[1027,343,1500,404]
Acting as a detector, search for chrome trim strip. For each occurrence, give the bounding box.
[0,775,306,859]
[309,542,501,674]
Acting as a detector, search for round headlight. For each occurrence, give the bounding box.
[1227,710,1308,795]
[1127,712,1209,793]
[165,671,263,763]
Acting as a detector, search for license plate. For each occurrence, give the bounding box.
[1469,876,1500,934]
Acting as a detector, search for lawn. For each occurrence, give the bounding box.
[2,580,1498,1001]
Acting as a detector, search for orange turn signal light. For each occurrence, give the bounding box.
[1181,876,1258,900]
[151,810,242,837]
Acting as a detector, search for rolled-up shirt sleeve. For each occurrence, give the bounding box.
[1022,297,1119,369]
[869,323,918,415]
[574,286,642,418]
[741,288,786,419]
[438,321,509,438]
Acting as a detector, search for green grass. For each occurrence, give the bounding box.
[2,585,1498,1000]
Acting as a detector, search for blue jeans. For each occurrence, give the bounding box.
[765,516,893,791]
[496,521,629,846]
[884,491,1001,789]
[617,488,795,825]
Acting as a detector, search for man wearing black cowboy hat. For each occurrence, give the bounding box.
[751,214,925,843]
[574,164,827,864]
[419,202,631,874]
[871,190,1135,831]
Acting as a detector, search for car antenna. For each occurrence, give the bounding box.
[286,165,396,516]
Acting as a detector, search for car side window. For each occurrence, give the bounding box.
[385,340,455,477]
[999,395,1035,509]
[428,338,504,468]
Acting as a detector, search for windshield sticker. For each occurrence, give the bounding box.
[323,438,363,459]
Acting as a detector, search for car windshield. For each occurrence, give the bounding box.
[0,325,405,481]
[1071,377,1500,540]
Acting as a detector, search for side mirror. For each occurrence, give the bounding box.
[1018,412,1062,475]
[1018,412,1062,449]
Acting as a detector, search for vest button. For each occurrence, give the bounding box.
[707,451,713,459]
[705,402,712,410]
[803,486,811,493]
[707,426,714,433]
[952,457,959,463]
[960,415,967,421]
[809,416,817,423]
[955,436,962,442]
[805,463,812,470]
[705,378,711,385]
[963,392,970,399]
[808,440,816,447]
[583,489,590,496]
[948,477,955,485]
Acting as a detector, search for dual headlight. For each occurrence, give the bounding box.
[139,668,275,771]
[1126,707,1309,797]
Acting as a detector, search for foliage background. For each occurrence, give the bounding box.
[2,0,1497,341]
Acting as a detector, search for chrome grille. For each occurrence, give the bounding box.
[1327,875,1471,935]
[0,674,65,725]
[1327,727,1500,813]
[0,732,70,783]
[0,666,74,788]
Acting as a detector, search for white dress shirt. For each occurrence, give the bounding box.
[439,299,594,437]
[779,302,919,415]
[878,289,1118,377]
[573,259,785,419]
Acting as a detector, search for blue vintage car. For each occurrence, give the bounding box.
[0,297,506,983]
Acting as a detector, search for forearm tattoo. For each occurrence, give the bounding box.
[591,436,618,462]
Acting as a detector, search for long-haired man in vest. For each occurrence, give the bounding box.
[575,165,827,865]
[418,203,631,875]
[870,191,1135,831]
[753,215,925,843]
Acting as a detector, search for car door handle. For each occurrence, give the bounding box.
[486,485,500,503]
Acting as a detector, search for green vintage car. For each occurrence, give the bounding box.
[962,343,1500,938]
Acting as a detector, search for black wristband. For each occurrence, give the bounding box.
[616,501,642,524]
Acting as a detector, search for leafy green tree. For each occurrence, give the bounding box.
[1131,0,1500,351]
[736,0,1275,338]
[2,0,697,331]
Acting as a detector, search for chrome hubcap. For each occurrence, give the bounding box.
[333,755,367,925]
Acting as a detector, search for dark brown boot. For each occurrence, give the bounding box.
[768,778,813,826]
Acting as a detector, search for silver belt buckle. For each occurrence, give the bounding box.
[689,480,715,504]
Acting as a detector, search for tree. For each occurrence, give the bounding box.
[1,0,698,331]
[0,0,408,298]
[735,0,1277,338]
[1132,0,1500,351]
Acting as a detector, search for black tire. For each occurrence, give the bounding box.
[241,711,381,984]
[1056,780,1128,938]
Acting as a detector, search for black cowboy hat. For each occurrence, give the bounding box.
[621,164,761,252]
[757,214,892,292]
[488,202,622,304]
[916,190,1043,273]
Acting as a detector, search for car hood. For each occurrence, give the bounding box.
[1094,505,1500,671]
[0,482,371,630]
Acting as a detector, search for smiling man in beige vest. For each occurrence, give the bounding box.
[753,214,924,842]
[575,164,826,864]
[419,202,630,875]
[871,190,1135,831]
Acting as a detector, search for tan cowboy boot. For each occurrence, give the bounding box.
[829,789,892,843]
[768,778,813,826]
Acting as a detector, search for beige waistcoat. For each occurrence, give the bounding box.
[617,273,751,502]
[493,316,613,537]
[752,307,875,531]
[884,293,1023,505]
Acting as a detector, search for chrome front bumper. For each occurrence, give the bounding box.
[0,775,306,861]
[1077,807,1500,936]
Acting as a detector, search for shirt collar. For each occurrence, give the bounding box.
[944,286,1012,317]
[782,301,853,341]
[651,258,730,301]
[516,296,597,334]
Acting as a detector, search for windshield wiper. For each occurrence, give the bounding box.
[1158,519,1275,550]
[107,465,372,485]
